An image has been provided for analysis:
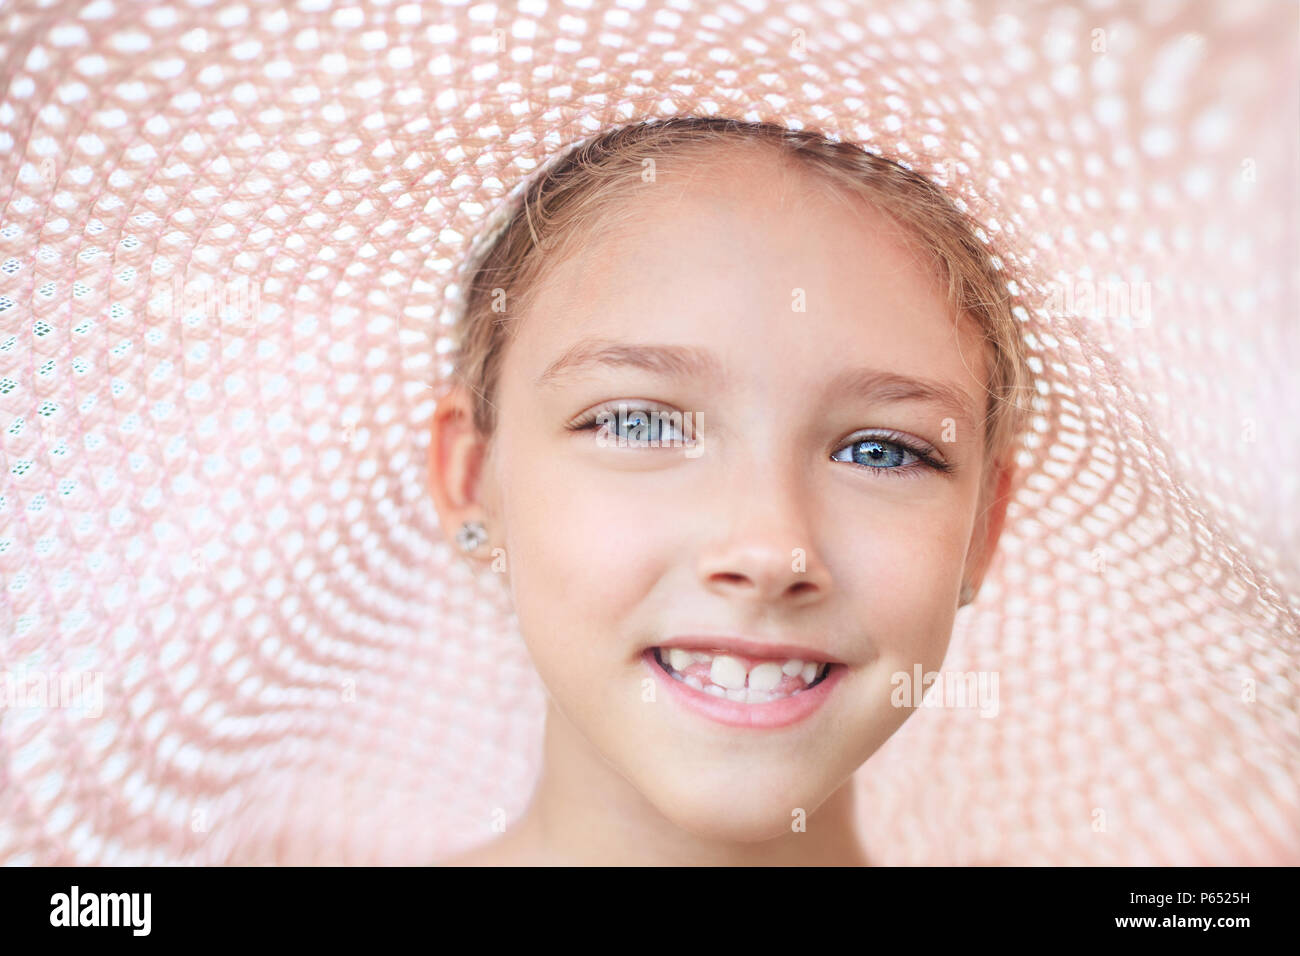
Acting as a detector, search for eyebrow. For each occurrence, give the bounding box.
[829,367,977,432]
[535,338,724,388]
[535,338,977,430]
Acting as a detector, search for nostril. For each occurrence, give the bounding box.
[705,572,822,598]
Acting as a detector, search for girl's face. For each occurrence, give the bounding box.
[474,152,1006,842]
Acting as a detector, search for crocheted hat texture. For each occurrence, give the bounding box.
[0,0,1296,864]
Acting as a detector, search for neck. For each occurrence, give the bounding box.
[506,700,871,866]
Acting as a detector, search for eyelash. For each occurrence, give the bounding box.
[566,402,952,477]
[832,428,953,477]
[565,401,696,442]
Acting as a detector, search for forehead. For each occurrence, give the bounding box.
[507,147,990,406]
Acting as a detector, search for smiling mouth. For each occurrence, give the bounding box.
[652,647,834,704]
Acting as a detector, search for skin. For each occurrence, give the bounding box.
[427,146,1015,865]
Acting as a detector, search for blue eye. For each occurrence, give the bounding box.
[830,432,950,475]
[834,438,916,469]
[568,403,691,444]
[618,409,677,442]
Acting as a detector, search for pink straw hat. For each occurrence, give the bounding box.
[1,0,1296,865]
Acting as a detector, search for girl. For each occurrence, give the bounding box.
[427,116,1034,865]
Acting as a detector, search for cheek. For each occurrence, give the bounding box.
[489,444,679,749]
[836,495,972,661]
[491,437,672,664]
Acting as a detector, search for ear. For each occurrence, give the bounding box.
[960,454,1017,604]
[427,384,495,559]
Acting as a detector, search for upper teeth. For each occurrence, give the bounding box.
[664,648,822,688]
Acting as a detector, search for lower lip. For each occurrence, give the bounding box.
[642,648,845,730]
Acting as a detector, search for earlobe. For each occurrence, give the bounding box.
[427,385,492,535]
[961,456,1018,603]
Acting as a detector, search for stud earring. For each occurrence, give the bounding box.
[455,520,488,553]
[958,583,975,607]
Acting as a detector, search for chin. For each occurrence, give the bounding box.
[644,773,837,844]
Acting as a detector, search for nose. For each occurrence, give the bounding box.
[696,461,832,608]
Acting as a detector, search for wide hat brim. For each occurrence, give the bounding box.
[1,0,1297,864]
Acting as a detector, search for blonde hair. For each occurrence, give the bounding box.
[453,116,1034,468]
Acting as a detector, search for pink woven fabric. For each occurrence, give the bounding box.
[0,0,1296,865]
